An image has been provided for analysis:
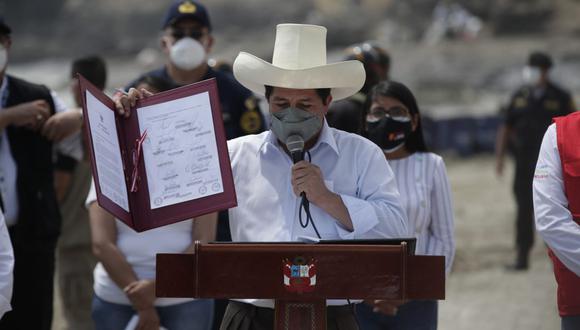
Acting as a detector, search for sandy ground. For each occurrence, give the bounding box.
[51,155,560,329]
[438,155,559,330]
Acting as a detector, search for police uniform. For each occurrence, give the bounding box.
[127,66,265,140]
[505,81,575,264]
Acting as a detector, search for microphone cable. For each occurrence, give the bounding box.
[298,151,321,239]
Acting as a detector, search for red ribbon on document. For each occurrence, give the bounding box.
[130,129,148,193]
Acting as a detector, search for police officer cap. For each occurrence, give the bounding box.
[161,1,212,31]
[528,51,553,69]
[0,17,11,35]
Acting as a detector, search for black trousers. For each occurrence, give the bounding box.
[513,158,536,256]
[0,228,57,330]
[220,301,359,330]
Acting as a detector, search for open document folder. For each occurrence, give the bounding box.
[79,75,236,232]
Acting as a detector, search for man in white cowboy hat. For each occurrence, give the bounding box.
[116,23,408,330]
[225,23,408,330]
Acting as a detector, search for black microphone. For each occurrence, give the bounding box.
[286,134,305,164]
[286,134,309,202]
[286,135,320,238]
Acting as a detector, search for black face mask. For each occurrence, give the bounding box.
[366,116,413,152]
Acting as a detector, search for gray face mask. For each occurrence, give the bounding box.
[270,107,323,144]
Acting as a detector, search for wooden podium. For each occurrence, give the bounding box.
[156,241,445,330]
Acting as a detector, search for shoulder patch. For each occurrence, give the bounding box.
[544,100,560,111]
[514,97,527,109]
[240,110,262,134]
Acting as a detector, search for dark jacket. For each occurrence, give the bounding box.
[5,75,61,244]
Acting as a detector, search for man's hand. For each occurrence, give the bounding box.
[114,88,154,118]
[291,160,354,231]
[365,299,406,316]
[3,99,50,129]
[291,161,332,206]
[41,109,82,141]
[124,279,156,312]
[136,307,160,330]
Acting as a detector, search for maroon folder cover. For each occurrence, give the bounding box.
[79,75,237,232]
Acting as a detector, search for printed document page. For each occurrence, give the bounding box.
[137,92,224,209]
[86,91,130,211]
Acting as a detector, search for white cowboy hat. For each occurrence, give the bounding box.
[233,24,365,101]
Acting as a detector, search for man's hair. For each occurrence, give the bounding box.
[264,85,331,105]
[71,56,107,90]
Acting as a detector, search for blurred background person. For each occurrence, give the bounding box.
[0,207,13,320]
[358,80,455,330]
[495,51,575,271]
[55,55,107,330]
[326,42,390,134]
[0,16,82,330]
[124,0,264,140]
[87,179,217,330]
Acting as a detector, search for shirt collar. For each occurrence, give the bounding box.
[258,120,339,157]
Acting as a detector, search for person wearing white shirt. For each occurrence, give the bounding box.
[0,207,14,320]
[358,81,455,330]
[533,113,580,330]
[86,181,217,330]
[116,23,408,330]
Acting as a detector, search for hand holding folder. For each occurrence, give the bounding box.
[79,75,236,232]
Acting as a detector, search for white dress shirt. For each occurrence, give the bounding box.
[0,76,68,226]
[227,121,408,307]
[388,152,455,275]
[0,208,14,318]
[533,124,580,276]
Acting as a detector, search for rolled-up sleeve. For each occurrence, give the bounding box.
[533,124,580,276]
[334,146,408,239]
[0,209,14,318]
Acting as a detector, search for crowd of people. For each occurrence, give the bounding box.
[0,1,578,330]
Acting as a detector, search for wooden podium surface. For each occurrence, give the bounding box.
[157,241,444,329]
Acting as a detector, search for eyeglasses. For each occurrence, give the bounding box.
[367,105,410,122]
[171,29,205,41]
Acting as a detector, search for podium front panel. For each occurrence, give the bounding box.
[195,243,406,300]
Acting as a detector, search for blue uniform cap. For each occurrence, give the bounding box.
[161,1,211,31]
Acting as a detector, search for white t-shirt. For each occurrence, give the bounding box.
[86,181,193,306]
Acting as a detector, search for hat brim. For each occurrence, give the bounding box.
[233,52,365,101]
